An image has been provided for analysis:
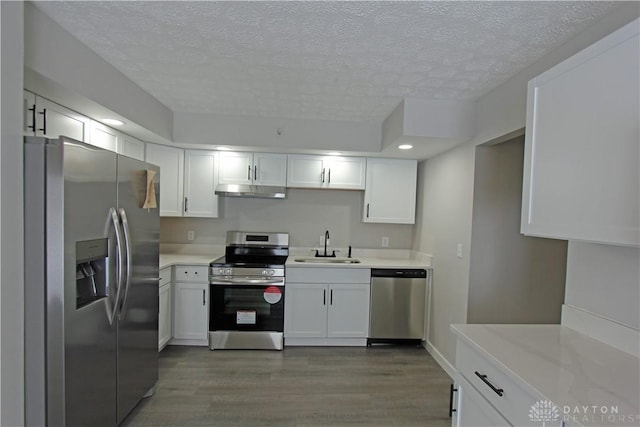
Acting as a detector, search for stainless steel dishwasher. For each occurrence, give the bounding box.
[368,268,427,346]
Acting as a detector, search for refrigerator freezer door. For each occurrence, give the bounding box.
[115,156,160,424]
[63,139,119,427]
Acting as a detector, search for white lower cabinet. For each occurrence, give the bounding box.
[453,375,511,427]
[158,267,172,351]
[285,268,370,346]
[171,266,209,346]
[452,337,562,427]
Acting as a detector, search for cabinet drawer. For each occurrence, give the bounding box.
[456,340,560,426]
[174,265,208,283]
[286,267,370,284]
[159,267,172,287]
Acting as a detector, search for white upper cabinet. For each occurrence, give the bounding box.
[24,91,89,142]
[218,151,287,186]
[183,150,219,218]
[287,155,366,190]
[145,143,184,217]
[522,19,639,247]
[89,120,118,152]
[118,134,145,161]
[363,158,417,224]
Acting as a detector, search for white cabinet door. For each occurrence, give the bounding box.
[455,376,511,427]
[184,150,219,218]
[145,143,184,217]
[284,283,327,338]
[173,282,208,341]
[325,157,366,190]
[119,134,145,161]
[254,153,287,186]
[218,151,254,185]
[363,158,417,224]
[287,155,325,188]
[327,283,370,338]
[287,155,366,189]
[522,19,639,246]
[24,94,89,142]
[89,120,118,152]
[158,283,172,350]
[23,90,36,135]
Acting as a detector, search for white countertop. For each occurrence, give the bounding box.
[159,253,221,269]
[451,324,639,426]
[160,247,432,270]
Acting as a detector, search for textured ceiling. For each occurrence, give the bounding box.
[34,1,616,123]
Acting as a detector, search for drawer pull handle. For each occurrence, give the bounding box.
[474,371,504,397]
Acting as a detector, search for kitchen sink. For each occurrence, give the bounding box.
[293,257,361,264]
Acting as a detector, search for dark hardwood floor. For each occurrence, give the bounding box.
[121,345,453,427]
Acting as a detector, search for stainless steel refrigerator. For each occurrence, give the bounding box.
[24,136,160,427]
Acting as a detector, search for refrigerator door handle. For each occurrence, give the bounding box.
[118,207,133,318]
[108,207,125,325]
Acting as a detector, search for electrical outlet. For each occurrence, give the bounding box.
[381,236,389,247]
[187,230,195,241]
[456,243,463,258]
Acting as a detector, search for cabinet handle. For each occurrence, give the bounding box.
[254,165,257,181]
[248,165,252,180]
[38,108,47,134]
[366,203,370,218]
[449,384,458,417]
[321,168,325,183]
[28,104,36,131]
[202,290,206,306]
[328,168,331,184]
[330,289,333,305]
[184,197,188,212]
[323,289,326,305]
[474,371,504,396]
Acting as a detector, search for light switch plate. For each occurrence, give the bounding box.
[456,243,463,258]
[381,236,389,247]
[187,230,195,241]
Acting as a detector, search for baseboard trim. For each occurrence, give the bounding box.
[562,304,639,357]
[425,340,456,380]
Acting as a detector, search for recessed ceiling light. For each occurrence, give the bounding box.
[398,144,413,150]
[327,151,342,156]
[102,118,124,126]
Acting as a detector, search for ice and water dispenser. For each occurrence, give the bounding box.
[75,238,109,309]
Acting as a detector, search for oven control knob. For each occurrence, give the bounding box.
[218,268,225,275]
[225,268,232,275]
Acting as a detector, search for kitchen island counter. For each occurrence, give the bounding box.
[451,324,639,426]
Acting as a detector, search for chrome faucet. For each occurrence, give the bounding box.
[315,230,336,257]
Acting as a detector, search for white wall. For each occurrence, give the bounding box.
[162,189,414,250]
[1,2,24,425]
[467,138,567,325]
[564,242,639,330]
[413,3,640,372]
[174,112,382,153]
[24,2,173,142]
[413,143,475,369]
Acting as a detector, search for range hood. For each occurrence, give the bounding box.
[215,184,287,199]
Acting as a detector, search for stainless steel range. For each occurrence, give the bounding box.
[208,231,289,350]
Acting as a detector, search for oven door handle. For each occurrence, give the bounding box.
[209,277,285,286]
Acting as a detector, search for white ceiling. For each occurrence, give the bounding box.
[33,1,617,154]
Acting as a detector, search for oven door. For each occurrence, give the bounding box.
[209,278,284,332]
